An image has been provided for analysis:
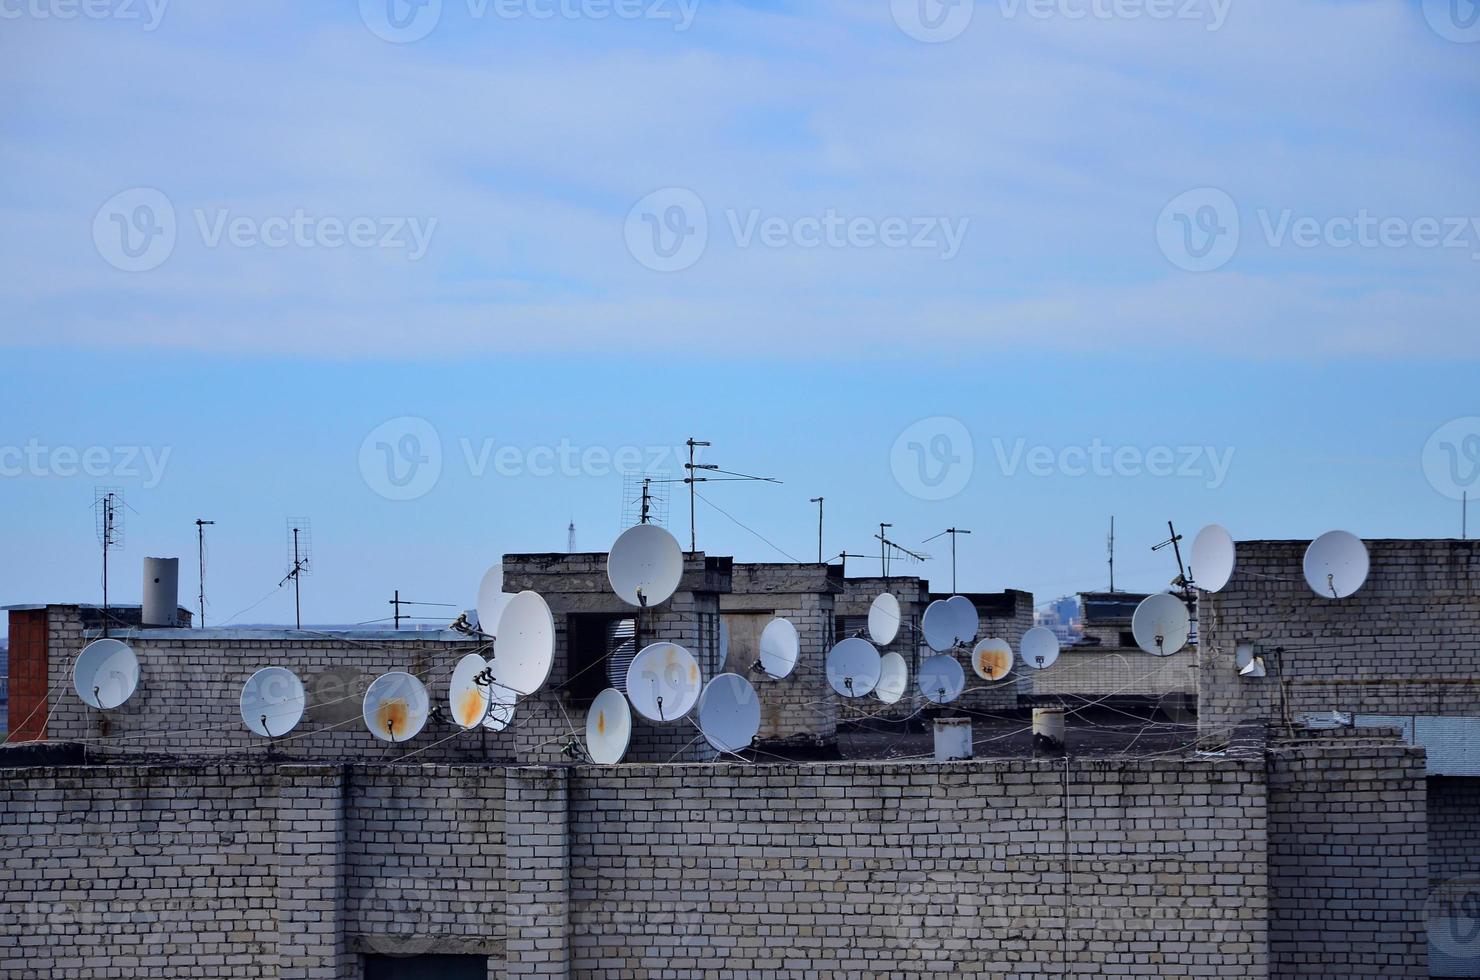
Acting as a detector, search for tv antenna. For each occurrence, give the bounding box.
[621,473,670,529]
[388,592,457,630]
[1107,516,1116,592]
[195,518,215,627]
[93,488,124,637]
[810,497,824,564]
[924,527,972,593]
[1151,520,1191,598]
[280,518,313,629]
[831,550,867,576]
[875,523,928,579]
[682,436,780,553]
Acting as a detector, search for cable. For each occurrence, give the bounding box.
[693,490,802,562]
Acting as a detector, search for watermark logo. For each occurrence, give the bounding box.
[891,0,974,42]
[625,187,708,272]
[0,440,172,488]
[993,0,1231,31]
[991,437,1235,488]
[360,0,443,42]
[91,188,438,270]
[1423,417,1480,502]
[359,417,444,501]
[891,417,974,500]
[1428,877,1480,972]
[92,188,177,273]
[1157,187,1239,272]
[0,0,169,30]
[1422,0,1480,43]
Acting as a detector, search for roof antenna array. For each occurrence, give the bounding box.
[194,518,215,627]
[280,518,312,629]
[94,487,124,637]
[621,473,670,529]
[681,436,780,553]
[874,523,928,579]
[1151,520,1191,598]
[924,527,972,593]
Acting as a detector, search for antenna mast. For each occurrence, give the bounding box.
[810,497,824,564]
[1107,516,1116,592]
[280,518,312,630]
[195,518,215,627]
[1152,520,1191,598]
[925,527,973,593]
[94,488,124,638]
[681,436,780,554]
[874,524,928,580]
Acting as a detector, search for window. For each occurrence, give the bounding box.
[566,613,635,707]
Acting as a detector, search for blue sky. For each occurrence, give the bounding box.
[2,1,1478,632]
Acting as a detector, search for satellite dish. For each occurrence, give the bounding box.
[918,654,966,704]
[1191,524,1236,593]
[758,618,799,679]
[448,653,492,730]
[73,638,140,709]
[921,599,958,652]
[1131,594,1191,657]
[585,687,631,765]
[481,681,517,732]
[826,637,882,697]
[971,638,1014,681]
[697,673,761,754]
[945,595,979,646]
[1235,644,1256,672]
[239,666,305,737]
[492,591,555,695]
[1304,531,1370,599]
[625,642,703,723]
[362,671,430,743]
[868,592,901,646]
[607,523,684,607]
[475,564,515,639]
[1020,627,1060,670]
[874,652,909,705]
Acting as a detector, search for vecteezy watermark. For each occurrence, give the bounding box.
[359,0,698,43]
[1422,0,1480,43]
[891,0,975,42]
[1427,876,1480,973]
[92,187,438,272]
[1423,417,1480,502]
[625,187,970,272]
[995,0,1230,29]
[0,0,169,30]
[357,417,698,500]
[0,440,172,488]
[1158,187,1480,273]
[991,437,1235,488]
[891,417,974,501]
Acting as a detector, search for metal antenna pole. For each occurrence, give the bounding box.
[1108,516,1116,592]
[879,523,892,578]
[810,497,824,563]
[686,437,710,552]
[393,589,401,630]
[195,518,215,627]
[925,528,973,593]
[1465,492,1469,541]
[102,493,114,638]
[293,527,302,630]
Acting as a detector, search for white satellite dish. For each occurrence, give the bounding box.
[1304,530,1370,599]
[874,652,909,705]
[362,671,430,743]
[918,654,966,704]
[73,638,140,709]
[625,642,703,723]
[448,653,492,730]
[1235,643,1266,678]
[239,666,305,738]
[481,681,517,732]
[1131,594,1191,657]
[492,590,555,696]
[607,523,684,607]
[971,638,1014,681]
[945,595,979,646]
[1191,524,1237,593]
[1020,627,1060,670]
[868,592,901,646]
[758,618,799,679]
[475,564,515,639]
[586,687,631,765]
[921,599,958,652]
[826,637,882,697]
[697,673,761,754]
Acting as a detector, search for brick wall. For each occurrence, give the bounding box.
[567,757,1268,976]
[1266,736,1429,977]
[1198,539,1480,743]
